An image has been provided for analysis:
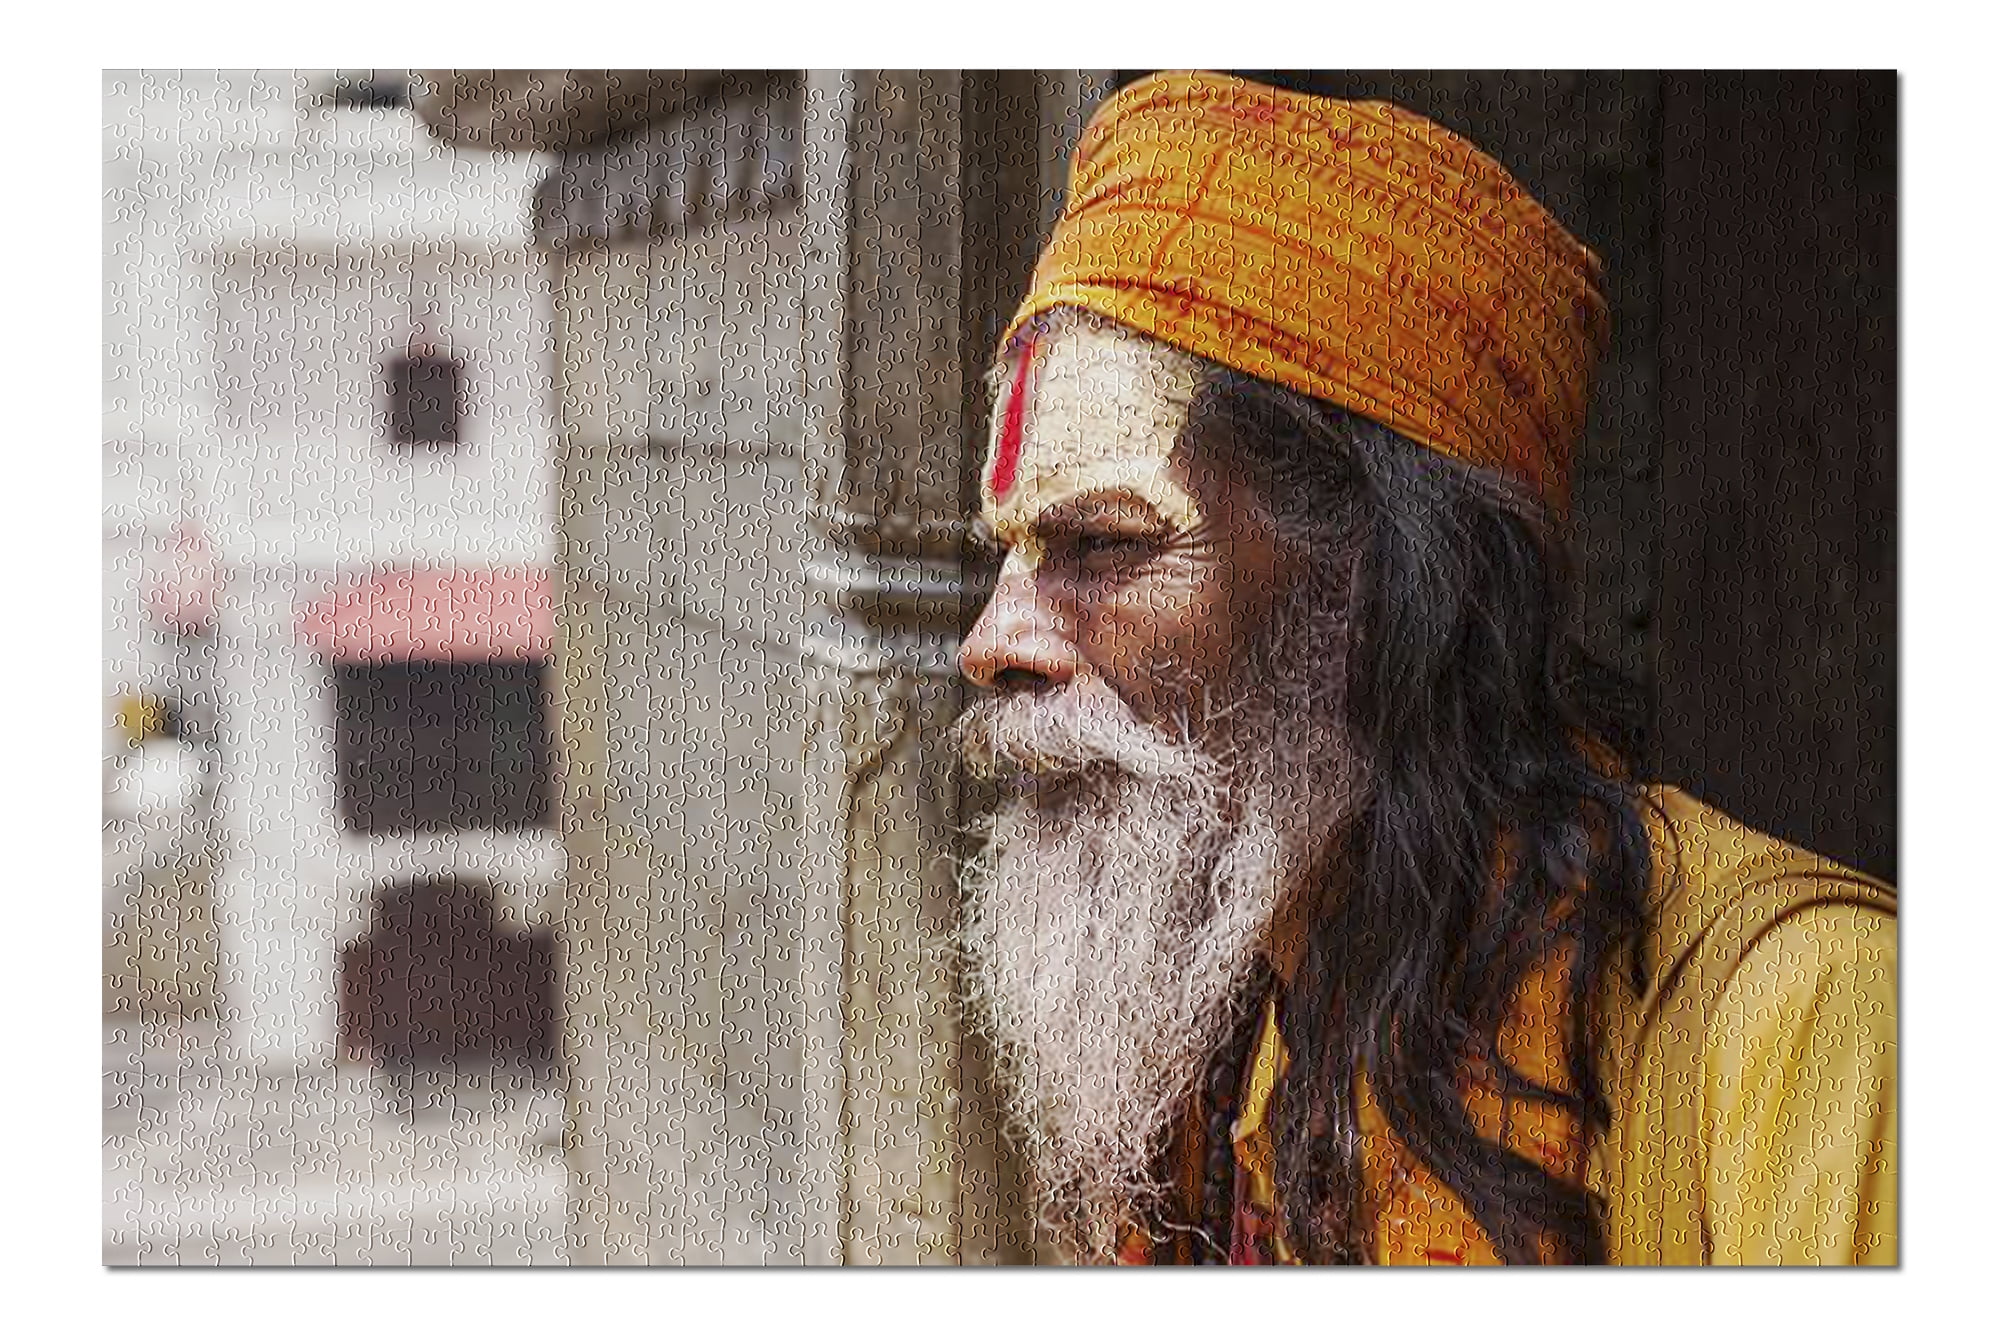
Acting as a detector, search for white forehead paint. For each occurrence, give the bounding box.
[983,318,1206,570]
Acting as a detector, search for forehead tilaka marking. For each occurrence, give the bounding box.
[989,331,1037,503]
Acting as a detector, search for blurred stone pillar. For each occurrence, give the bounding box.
[534,75,814,1265]
[418,67,1112,1266]
[798,70,1063,1264]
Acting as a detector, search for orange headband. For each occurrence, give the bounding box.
[1002,71,1610,517]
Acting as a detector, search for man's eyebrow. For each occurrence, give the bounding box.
[1025,490,1174,536]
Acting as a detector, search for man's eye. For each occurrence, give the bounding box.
[1072,532,1155,564]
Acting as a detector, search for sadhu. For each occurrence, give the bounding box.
[953,71,1895,1267]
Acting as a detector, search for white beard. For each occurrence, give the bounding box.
[956,674,1347,1261]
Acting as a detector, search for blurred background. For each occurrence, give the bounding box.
[104,69,565,1263]
[102,70,1894,1265]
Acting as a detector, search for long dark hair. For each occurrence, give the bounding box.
[1187,366,1655,1265]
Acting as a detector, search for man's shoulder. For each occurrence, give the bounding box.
[1635,784,1895,983]
[1593,787,1897,1263]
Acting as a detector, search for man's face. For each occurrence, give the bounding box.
[958,318,1289,731]
[951,315,1364,1259]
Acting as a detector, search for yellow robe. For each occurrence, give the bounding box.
[1228,784,1897,1266]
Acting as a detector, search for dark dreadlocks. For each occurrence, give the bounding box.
[1181,365,1656,1265]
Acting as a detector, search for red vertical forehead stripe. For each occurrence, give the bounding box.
[988,334,1036,502]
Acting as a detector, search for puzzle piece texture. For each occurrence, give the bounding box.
[103,69,1895,1267]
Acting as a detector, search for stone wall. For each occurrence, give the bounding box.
[550,77,810,1262]
[520,69,1101,1264]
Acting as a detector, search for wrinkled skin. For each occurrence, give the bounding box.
[960,317,1292,735]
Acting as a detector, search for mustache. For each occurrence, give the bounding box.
[953,684,1223,788]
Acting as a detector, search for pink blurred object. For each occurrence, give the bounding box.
[296,566,553,662]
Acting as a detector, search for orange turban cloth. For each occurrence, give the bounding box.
[1002,71,1610,518]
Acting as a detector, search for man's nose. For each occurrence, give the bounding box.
[958,557,1082,691]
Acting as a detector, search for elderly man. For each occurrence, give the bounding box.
[952,72,1895,1266]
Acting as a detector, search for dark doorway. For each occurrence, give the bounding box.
[338,876,557,1066]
